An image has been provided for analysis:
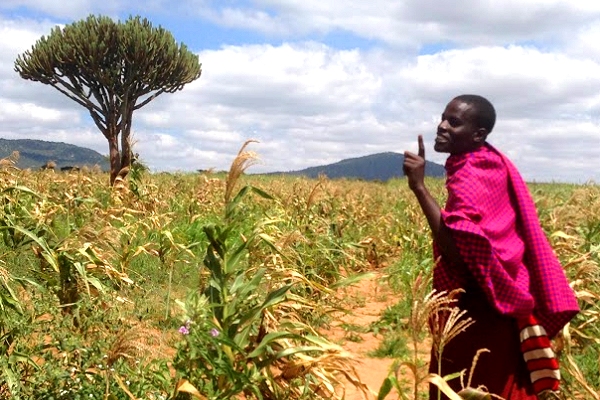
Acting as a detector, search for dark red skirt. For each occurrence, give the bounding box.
[428,288,537,400]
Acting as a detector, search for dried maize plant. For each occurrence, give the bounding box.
[301,179,381,280]
[379,276,501,400]
[224,139,260,209]
[245,272,368,400]
[0,151,20,172]
[320,180,397,271]
[378,270,431,400]
[555,251,600,399]
[56,180,142,291]
[0,172,141,316]
[108,145,165,213]
[192,172,225,218]
[149,226,199,320]
[539,184,600,399]
[66,177,168,287]
[83,326,166,399]
[427,290,475,374]
[0,261,24,336]
[0,261,32,398]
[172,141,366,400]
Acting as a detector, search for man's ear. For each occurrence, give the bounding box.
[473,127,488,143]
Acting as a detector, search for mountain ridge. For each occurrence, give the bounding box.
[268,152,445,181]
[0,138,109,170]
[0,139,446,180]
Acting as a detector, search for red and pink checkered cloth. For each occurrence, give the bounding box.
[432,144,579,393]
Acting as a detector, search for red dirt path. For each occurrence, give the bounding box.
[323,273,401,400]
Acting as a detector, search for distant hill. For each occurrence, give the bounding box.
[0,138,109,171]
[271,152,445,181]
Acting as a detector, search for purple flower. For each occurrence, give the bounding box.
[210,328,220,337]
[178,325,190,335]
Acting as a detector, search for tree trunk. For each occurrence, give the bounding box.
[115,101,134,183]
[120,131,131,177]
[108,134,121,185]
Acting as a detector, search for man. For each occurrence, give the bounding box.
[403,95,579,399]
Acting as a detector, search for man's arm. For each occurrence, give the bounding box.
[403,135,463,265]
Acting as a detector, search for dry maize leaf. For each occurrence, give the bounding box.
[280,362,308,379]
[113,374,137,400]
[176,379,207,399]
[423,373,463,400]
[551,231,579,240]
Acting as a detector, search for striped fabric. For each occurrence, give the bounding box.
[518,314,560,394]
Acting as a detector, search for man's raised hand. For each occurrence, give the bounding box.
[403,135,426,192]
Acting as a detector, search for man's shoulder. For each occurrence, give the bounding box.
[448,145,508,182]
[445,145,511,213]
[474,146,508,182]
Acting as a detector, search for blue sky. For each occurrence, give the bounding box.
[0,1,599,182]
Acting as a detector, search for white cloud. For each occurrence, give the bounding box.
[398,46,600,117]
[489,119,600,182]
[565,24,600,62]
[129,42,386,170]
[0,100,69,123]
[6,1,600,48]
[0,3,599,182]
[191,0,600,47]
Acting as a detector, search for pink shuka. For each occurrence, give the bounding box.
[433,144,579,338]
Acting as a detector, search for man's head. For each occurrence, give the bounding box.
[434,94,496,154]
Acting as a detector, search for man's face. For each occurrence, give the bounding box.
[434,99,483,154]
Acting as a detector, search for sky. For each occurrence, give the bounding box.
[1,1,599,183]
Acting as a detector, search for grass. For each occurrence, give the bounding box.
[368,334,410,359]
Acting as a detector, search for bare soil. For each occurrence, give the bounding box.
[322,273,404,400]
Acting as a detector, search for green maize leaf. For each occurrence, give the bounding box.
[254,217,283,229]
[72,196,98,205]
[377,376,397,400]
[203,225,226,259]
[226,186,251,215]
[2,226,58,271]
[238,284,292,327]
[260,284,293,308]
[230,268,265,297]
[204,248,224,283]
[160,229,176,247]
[301,334,343,348]
[246,185,274,200]
[329,272,376,290]
[247,332,300,358]
[444,371,464,382]
[225,240,251,274]
[0,293,21,314]
[0,286,21,313]
[228,185,249,205]
[2,185,41,198]
[73,260,106,295]
[9,351,38,368]
[226,185,273,219]
[457,387,492,399]
[274,345,327,359]
[257,232,278,249]
[1,365,18,394]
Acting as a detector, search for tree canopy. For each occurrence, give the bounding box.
[15,15,202,184]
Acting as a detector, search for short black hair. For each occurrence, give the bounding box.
[453,94,496,134]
